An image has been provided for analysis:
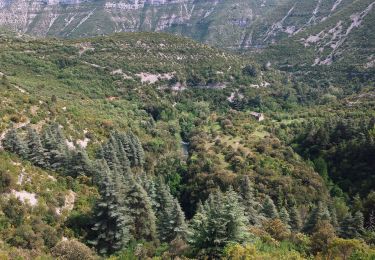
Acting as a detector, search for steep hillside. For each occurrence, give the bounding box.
[0,0,355,49]
[257,0,375,86]
[0,32,351,258]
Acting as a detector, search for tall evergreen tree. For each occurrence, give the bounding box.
[67,149,92,177]
[91,164,131,255]
[2,128,27,157]
[238,175,262,226]
[339,211,365,238]
[102,143,120,171]
[288,205,302,232]
[279,207,291,229]
[304,201,331,233]
[172,198,188,240]
[117,143,131,172]
[154,177,187,242]
[188,187,249,256]
[124,176,157,242]
[41,126,68,170]
[25,126,45,167]
[130,132,145,167]
[140,174,159,213]
[328,203,339,229]
[262,196,279,219]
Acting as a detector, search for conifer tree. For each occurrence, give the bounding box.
[102,143,120,171]
[353,211,365,236]
[140,174,159,213]
[130,132,145,166]
[3,128,27,157]
[91,164,131,255]
[127,136,138,166]
[67,149,92,177]
[279,207,291,229]
[238,175,262,226]
[25,126,45,167]
[352,194,363,213]
[102,131,145,168]
[116,143,131,172]
[304,201,331,233]
[41,126,68,170]
[172,198,188,240]
[124,176,157,242]
[329,203,339,229]
[262,196,279,219]
[154,177,187,242]
[288,205,302,231]
[188,188,249,255]
[340,211,365,238]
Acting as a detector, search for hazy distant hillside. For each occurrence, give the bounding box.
[256,0,375,87]
[0,0,355,49]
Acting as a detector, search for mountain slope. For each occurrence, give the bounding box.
[0,32,329,213]
[0,0,355,49]
[257,0,375,86]
[0,28,374,260]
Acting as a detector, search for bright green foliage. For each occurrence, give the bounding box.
[261,196,279,220]
[188,187,249,256]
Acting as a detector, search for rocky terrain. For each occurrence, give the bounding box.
[0,0,358,49]
[254,0,375,87]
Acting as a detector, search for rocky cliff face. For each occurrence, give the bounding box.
[0,0,361,49]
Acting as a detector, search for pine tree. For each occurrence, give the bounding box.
[116,143,131,172]
[25,126,45,167]
[304,202,331,233]
[140,174,159,213]
[41,126,68,170]
[130,132,145,167]
[102,143,120,171]
[91,164,131,255]
[154,177,187,242]
[329,203,339,229]
[238,175,262,226]
[172,198,188,240]
[104,131,145,167]
[124,176,157,242]
[353,211,365,237]
[188,188,249,256]
[2,128,27,157]
[352,194,363,213]
[262,196,279,219]
[127,136,138,166]
[279,207,291,229]
[340,211,365,238]
[289,205,302,231]
[67,149,92,177]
